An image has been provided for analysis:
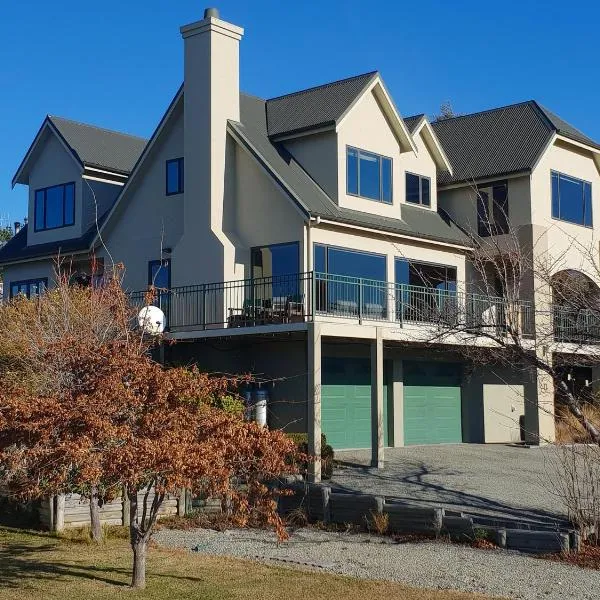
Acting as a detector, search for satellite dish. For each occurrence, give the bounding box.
[138,305,166,335]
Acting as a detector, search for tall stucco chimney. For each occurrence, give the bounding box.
[177,7,244,287]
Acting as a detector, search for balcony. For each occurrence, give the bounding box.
[130,272,539,340]
[553,305,600,344]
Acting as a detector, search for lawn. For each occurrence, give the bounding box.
[0,526,497,600]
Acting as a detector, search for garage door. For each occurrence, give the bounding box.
[321,357,389,450]
[403,361,462,445]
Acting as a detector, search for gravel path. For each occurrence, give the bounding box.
[154,527,598,600]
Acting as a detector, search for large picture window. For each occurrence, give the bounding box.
[477,180,509,236]
[10,278,48,299]
[347,146,392,203]
[34,182,75,231]
[551,171,592,227]
[405,173,431,207]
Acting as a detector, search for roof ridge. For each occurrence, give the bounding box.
[431,100,538,125]
[48,115,148,142]
[240,91,266,102]
[266,71,378,103]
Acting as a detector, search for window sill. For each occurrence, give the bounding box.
[550,215,593,229]
[166,191,184,197]
[346,191,393,205]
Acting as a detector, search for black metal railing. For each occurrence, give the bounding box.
[553,305,600,344]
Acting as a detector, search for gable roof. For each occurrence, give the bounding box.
[265,72,378,139]
[403,114,425,134]
[232,94,469,247]
[432,100,600,186]
[12,116,148,186]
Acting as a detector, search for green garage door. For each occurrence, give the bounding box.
[321,357,389,450]
[403,361,462,445]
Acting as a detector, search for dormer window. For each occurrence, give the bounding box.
[346,146,392,203]
[34,182,75,231]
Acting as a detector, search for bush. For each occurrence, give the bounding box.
[556,403,600,444]
[286,432,335,479]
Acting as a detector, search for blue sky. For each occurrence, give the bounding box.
[2,0,599,224]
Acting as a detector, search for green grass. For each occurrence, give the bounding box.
[0,526,496,600]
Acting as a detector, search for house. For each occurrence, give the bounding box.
[2,7,600,480]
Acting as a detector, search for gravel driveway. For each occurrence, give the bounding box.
[153,526,598,600]
[331,444,568,527]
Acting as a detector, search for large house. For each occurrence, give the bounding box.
[3,8,600,479]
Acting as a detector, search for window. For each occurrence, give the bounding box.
[346,147,392,203]
[166,158,184,195]
[251,242,300,298]
[10,278,48,299]
[552,171,592,227]
[148,259,171,289]
[477,180,509,236]
[34,182,75,231]
[405,173,431,207]
[395,259,456,290]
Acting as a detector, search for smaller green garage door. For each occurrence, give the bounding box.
[403,361,462,445]
[321,357,390,450]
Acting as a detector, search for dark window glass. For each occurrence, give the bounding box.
[382,157,392,203]
[252,242,299,279]
[346,146,392,203]
[477,181,509,236]
[552,171,593,227]
[327,247,386,281]
[359,150,381,200]
[35,190,45,230]
[395,258,456,290]
[9,278,47,299]
[34,182,75,231]
[405,173,431,206]
[166,158,184,195]
[149,259,171,289]
[314,244,326,273]
[347,148,358,195]
[406,173,420,204]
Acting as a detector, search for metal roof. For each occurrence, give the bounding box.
[49,116,148,174]
[403,114,425,134]
[265,72,378,138]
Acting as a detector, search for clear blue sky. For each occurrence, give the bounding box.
[2,0,599,224]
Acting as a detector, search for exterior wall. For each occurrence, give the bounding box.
[336,89,411,219]
[27,131,84,246]
[284,132,338,201]
[99,104,185,292]
[531,139,600,281]
[230,144,305,279]
[438,174,532,236]
[2,258,57,300]
[81,179,121,234]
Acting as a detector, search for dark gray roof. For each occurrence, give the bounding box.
[433,101,600,186]
[403,114,425,134]
[0,222,102,265]
[49,116,148,174]
[265,72,378,139]
[235,94,469,247]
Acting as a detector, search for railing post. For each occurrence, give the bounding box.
[310,271,316,320]
[398,284,403,327]
[358,278,364,324]
[202,284,207,330]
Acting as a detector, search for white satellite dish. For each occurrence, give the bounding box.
[138,305,166,335]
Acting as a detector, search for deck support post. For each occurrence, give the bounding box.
[307,322,322,482]
[371,327,384,468]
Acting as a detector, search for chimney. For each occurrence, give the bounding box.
[14,221,21,235]
[178,7,244,285]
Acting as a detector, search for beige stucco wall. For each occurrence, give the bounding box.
[98,103,185,292]
[531,139,600,281]
[27,131,84,246]
[2,259,57,300]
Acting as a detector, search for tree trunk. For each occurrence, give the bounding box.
[131,537,147,589]
[89,485,102,543]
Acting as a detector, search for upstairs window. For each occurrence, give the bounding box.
[346,146,392,203]
[34,182,75,231]
[10,278,48,299]
[405,173,431,207]
[477,180,509,236]
[552,171,592,227]
[166,158,184,195]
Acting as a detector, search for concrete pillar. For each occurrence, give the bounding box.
[307,323,322,482]
[55,494,65,532]
[524,360,556,444]
[371,328,384,468]
[392,358,404,447]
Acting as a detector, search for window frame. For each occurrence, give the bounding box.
[33,182,76,232]
[165,158,184,196]
[9,278,48,299]
[405,172,432,207]
[314,243,387,280]
[250,241,300,280]
[551,170,593,228]
[395,257,457,290]
[346,145,393,204]
[148,258,171,289]
[476,179,509,237]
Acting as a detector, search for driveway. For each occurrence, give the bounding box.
[331,444,569,528]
